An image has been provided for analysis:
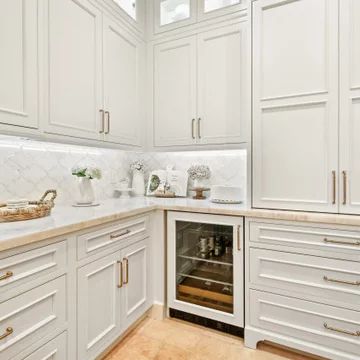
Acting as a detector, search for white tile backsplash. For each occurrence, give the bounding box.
[0,136,247,204]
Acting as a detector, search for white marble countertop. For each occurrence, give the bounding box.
[2,197,360,252]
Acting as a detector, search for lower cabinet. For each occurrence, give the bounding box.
[77,238,149,360]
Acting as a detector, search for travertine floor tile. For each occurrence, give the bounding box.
[102,318,320,360]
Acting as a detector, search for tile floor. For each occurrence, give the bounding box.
[103,317,322,360]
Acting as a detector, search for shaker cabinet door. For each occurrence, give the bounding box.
[103,17,143,146]
[43,0,103,140]
[154,36,197,146]
[252,0,339,212]
[339,0,360,214]
[77,252,122,360]
[197,23,248,145]
[0,0,38,128]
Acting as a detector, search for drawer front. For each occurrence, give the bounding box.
[77,216,149,260]
[249,221,360,256]
[0,241,67,301]
[250,248,360,306]
[250,290,360,358]
[23,332,67,360]
[0,276,66,359]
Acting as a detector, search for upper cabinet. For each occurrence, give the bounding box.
[42,0,144,146]
[153,22,249,147]
[339,0,360,214]
[252,0,339,212]
[153,0,247,34]
[0,0,38,129]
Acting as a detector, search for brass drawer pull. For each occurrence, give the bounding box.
[117,261,123,288]
[192,119,196,139]
[99,109,105,134]
[323,276,360,286]
[0,327,13,340]
[324,323,360,337]
[323,238,360,246]
[110,229,131,239]
[237,225,241,251]
[123,258,129,285]
[332,170,336,205]
[105,111,110,134]
[198,118,201,139]
[342,171,347,205]
[0,271,13,281]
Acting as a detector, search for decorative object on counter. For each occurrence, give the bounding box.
[71,166,102,205]
[6,199,29,209]
[147,165,188,197]
[190,186,210,200]
[187,164,211,188]
[72,202,100,208]
[0,190,57,222]
[210,185,244,204]
[154,178,176,198]
[130,160,145,196]
[114,178,134,199]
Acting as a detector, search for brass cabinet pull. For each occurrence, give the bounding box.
[0,271,13,281]
[323,276,360,286]
[123,258,129,285]
[0,327,13,341]
[191,119,196,139]
[237,225,241,251]
[110,229,131,239]
[197,118,201,139]
[324,323,360,337]
[323,238,360,246]
[342,171,347,205]
[117,261,123,288]
[99,109,105,133]
[332,170,336,205]
[105,111,110,134]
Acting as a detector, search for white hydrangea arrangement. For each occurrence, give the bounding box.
[130,160,145,173]
[71,166,102,180]
[187,164,211,180]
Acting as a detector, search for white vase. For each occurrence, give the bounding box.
[77,178,95,204]
[132,170,145,196]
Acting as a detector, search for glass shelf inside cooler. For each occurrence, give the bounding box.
[178,247,233,266]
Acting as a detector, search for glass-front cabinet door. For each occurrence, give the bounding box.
[167,211,244,327]
[154,0,197,33]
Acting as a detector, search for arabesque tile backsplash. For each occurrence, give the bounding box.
[0,136,246,204]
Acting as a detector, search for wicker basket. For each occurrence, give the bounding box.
[0,190,57,222]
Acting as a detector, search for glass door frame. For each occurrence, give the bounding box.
[167,211,244,327]
[198,0,247,22]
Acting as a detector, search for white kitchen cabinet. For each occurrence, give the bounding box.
[339,0,360,215]
[0,0,38,129]
[43,0,103,140]
[103,17,143,146]
[154,36,197,146]
[197,23,246,145]
[252,0,339,212]
[167,212,244,328]
[121,239,150,329]
[154,22,248,147]
[77,251,122,360]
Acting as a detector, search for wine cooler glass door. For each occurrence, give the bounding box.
[167,212,244,327]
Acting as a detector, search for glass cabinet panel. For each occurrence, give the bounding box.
[175,220,234,314]
[204,0,240,13]
[112,0,136,19]
[160,0,191,25]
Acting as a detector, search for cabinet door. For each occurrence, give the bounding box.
[103,17,142,146]
[43,0,103,140]
[339,0,360,214]
[252,0,339,212]
[167,211,244,327]
[77,252,122,360]
[0,0,38,128]
[154,36,197,146]
[121,239,149,329]
[154,0,197,34]
[197,23,247,144]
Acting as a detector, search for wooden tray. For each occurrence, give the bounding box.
[0,190,57,222]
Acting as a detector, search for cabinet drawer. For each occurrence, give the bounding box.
[0,276,66,359]
[250,290,360,359]
[77,216,149,260]
[249,221,360,257]
[0,241,67,301]
[250,248,360,307]
[23,332,67,360]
